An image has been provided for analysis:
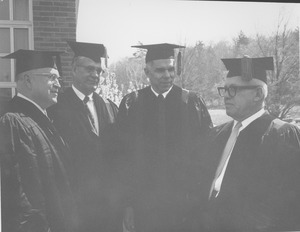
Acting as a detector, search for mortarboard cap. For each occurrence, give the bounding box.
[67,41,107,64]
[131,43,185,63]
[2,49,62,75]
[221,55,274,83]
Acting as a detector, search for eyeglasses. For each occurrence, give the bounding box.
[77,64,104,75]
[33,73,62,83]
[217,85,259,98]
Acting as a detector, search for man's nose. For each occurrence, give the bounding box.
[54,80,61,88]
[91,70,100,78]
[223,88,233,99]
[163,70,171,78]
[51,76,61,88]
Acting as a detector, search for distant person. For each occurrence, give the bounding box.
[196,56,300,231]
[117,43,212,232]
[48,41,120,232]
[0,50,78,232]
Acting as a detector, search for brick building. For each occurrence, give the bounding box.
[0,0,79,110]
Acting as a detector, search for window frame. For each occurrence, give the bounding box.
[0,0,33,97]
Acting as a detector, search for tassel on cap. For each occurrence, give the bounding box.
[177,51,182,76]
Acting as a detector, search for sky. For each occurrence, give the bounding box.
[77,0,299,63]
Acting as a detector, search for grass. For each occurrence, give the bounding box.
[209,109,231,126]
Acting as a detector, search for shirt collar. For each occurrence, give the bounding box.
[233,108,266,132]
[17,93,48,116]
[72,85,93,101]
[151,85,173,98]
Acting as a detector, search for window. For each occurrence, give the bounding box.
[0,0,33,101]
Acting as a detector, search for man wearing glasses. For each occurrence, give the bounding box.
[0,50,78,232]
[48,41,119,232]
[195,56,300,231]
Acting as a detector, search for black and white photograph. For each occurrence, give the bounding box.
[1,0,300,231]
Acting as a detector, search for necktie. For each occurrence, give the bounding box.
[157,94,166,155]
[83,96,97,134]
[210,121,242,198]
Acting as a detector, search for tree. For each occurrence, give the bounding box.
[177,40,233,108]
[97,69,123,105]
[233,30,251,56]
[110,53,147,97]
[104,12,299,117]
[254,18,299,119]
[177,41,205,89]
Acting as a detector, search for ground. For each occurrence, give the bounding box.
[209,109,231,126]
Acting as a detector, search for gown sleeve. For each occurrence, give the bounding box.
[187,92,213,133]
[0,114,50,232]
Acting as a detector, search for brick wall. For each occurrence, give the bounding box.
[32,0,77,87]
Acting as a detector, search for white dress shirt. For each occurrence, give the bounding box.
[211,108,266,198]
[151,86,173,98]
[72,85,99,134]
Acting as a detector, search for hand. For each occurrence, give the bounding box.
[123,206,135,232]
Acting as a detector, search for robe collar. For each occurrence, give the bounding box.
[233,108,266,132]
[151,85,173,98]
[17,92,48,116]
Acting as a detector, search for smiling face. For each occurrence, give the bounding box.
[29,67,61,109]
[72,56,103,95]
[223,76,263,121]
[145,59,176,94]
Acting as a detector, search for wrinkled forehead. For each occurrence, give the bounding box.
[49,68,60,76]
[148,58,175,67]
[225,76,246,86]
[225,75,266,87]
[76,56,102,67]
[28,67,59,76]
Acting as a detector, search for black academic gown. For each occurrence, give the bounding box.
[47,87,119,232]
[196,112,300,232]
[0,96,78,232]
[117,85,212,232]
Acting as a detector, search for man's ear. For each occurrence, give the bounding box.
[144,67,149,76]
[254,87,264,102]
[23,74,33,88]
[71,64,77,75]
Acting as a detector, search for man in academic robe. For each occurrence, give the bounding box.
[194,56,300,232]
[117,43,213,232]
[0,50,78,232]
[48,41,119,232]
